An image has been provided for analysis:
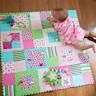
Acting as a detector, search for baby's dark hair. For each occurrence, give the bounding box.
[52,8,68,22]
[52,8,64,11]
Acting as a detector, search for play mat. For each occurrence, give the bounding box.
[0,10,94,96]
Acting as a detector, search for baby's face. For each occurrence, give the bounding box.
[52,9,68,21]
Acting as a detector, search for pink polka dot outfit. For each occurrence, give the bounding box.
[54,17,85,45]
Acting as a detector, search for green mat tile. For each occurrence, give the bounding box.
[48,56,59,67]
[15,70,40,96]
[32,29,43,39]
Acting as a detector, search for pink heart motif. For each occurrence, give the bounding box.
[78,53,89,63]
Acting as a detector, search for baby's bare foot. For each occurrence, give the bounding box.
[90,32,96,38]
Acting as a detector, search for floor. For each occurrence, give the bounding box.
[0,0,96,96]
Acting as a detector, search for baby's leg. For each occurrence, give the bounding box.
[72,41,96,52]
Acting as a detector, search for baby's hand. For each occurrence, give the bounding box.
[47,16,53,21]
[47,16,58,22]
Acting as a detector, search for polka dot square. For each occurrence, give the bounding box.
[2,62,15,74]
[24,48,48,69]
[22,30,33,40]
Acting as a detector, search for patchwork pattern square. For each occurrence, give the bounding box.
[1,31,22,50]
[32,29,43,39]
[48,32,60,42]
[23,40,34,49]
[13,50,24,61]
[15,70,40,95]
[2,51,13,62]
[3,73,15,85]
[14,60,26,72]
[24,48,48,69]
[2,62,15,74]
[12,14,30,29]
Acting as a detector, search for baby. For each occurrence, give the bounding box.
[47,8,96,52]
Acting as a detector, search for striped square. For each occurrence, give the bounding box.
[80,63,92,74]
[13,50,24,61]
[47,47,58,57]
[3,85,15,96]
[70,64,81,75]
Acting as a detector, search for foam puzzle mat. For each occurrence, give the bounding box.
[0,10,94,96]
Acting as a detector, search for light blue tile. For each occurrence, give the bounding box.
[12,40,21,48]
[0,23,11,32]
[2,51,13,62]
[72,75,84,86]
[48,32,60,42]
[68,10,78,18]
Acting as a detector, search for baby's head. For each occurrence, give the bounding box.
[52,8,68,22]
